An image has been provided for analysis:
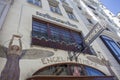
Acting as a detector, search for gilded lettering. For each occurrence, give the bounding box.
[36,11,78,28]
[47,57,53,63]
[41,58,47,64]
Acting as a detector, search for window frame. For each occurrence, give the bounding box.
[32,18,84,52]
[33,63,106,76]
[49,4,62,15]
[27,0,42,7]
[87,5,95,10]
[100,35,120,64]
[66,11,77,21]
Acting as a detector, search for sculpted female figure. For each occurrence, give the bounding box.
[0,35,22,80]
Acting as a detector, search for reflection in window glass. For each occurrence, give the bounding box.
[49,25,60,41]
[67,12,77,20]
[32,21,48,39]
[85,67,104,76]
[32,19,84,52]
[100,35,120,64]
[50,5,61,14]
[33,64,105,76]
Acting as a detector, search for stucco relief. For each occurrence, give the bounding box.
[0,45,54,59]
[0,45,6,58]
[22,49,54,59]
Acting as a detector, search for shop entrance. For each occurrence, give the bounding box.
[27,76,114,80]
[26,63,114,80]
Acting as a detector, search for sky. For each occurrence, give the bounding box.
[100,0,120,15]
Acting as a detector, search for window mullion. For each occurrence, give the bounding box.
[47,23,51,39]
[70,31,75,43]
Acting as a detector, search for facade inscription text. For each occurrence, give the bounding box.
[41,56,98,67]
[36,11,78,28]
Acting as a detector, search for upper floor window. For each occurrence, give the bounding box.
[78,6,82,10]
[85,67,105,76]
[32,18,84,52]
[28,63,114,80]
[67,12,77,20]
[100,35,120,64]
[62,3,77,21]
[118,42,120,46]
[33,63,105,76]
[87,18,93,24]
[49,5,61,14]
[48,0,62,15]
[27,0,42,7]
[87,5,95,10]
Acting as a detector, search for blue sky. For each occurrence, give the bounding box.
[100,0,120,15]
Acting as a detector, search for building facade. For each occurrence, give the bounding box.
[0,0,13,29]
[0,0,120,80]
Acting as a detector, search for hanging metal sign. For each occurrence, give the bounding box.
[84,22,106,46]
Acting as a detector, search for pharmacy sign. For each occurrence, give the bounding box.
[84,22,106,46]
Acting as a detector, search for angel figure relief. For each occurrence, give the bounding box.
[8,35,22,55]
[0,35,22,80]
[0,35,55,80]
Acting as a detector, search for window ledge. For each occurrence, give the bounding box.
[51,11,63,16]
[70,18,79,22]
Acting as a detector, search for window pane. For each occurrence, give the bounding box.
[34,64,105,76]
[85,67,104,76]
[100,35,120,63]
[72,32,82,44]
[50,25,60,41]
[55,7,61,14]
[32,21,47,38]
[27,0,33,3]
[102,36,113,40]
[50,6,55,12]
[32,19,84,52]
[0,3,5,17]
[28,0,41,7]
[67,12,76,20]
[103,37,120,56]
[50,5,61,14]
[34,0,40,6]
[110,41,120,56]
[60,29,71,43]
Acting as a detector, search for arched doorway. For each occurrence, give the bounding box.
[27,63,114,80]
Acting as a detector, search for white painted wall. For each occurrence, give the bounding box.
[0,0,120,80]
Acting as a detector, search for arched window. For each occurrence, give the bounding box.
[85,67,104,76]
[33,63,105,76]
[27,63,114,80]
[100,35,120,64]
